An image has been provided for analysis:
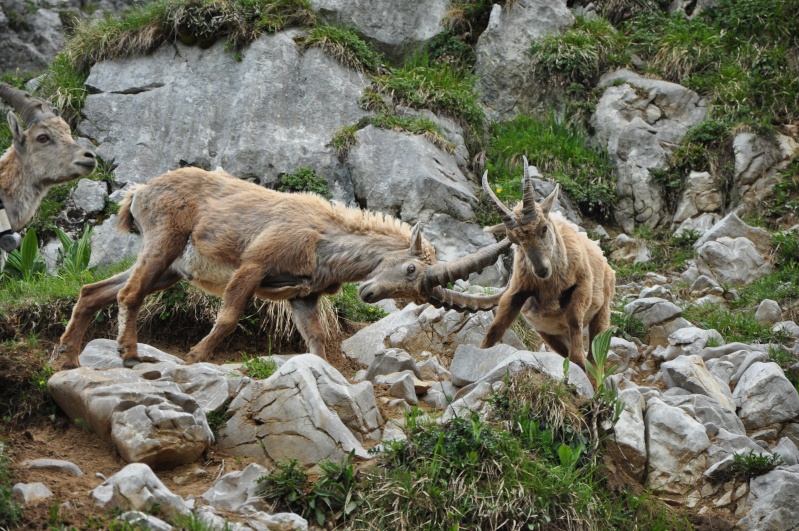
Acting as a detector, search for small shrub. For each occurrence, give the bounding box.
[242,353,278,379]
[277,167,331,198]
[774,230,799,266]
[611,311,647,341]
[296,25,383,73]
[330,283,387,323]
[257,459,308,514]
[35,52,89,126]
[329,124,359,156]
[710,450,783,483]
[55,225,93,281]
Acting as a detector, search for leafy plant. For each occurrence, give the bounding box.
[277,166,331,198]
[257,459,309,514]
[307,450,360,525]
[55,225,93,281]
[610,311,646,341]
[242,352,278,379]
[710,449,783,483]
[4,229,46,282]
[330,283,387,323]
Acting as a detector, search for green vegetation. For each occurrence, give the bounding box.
[611,310,647,341]
[709,449,784,483]
[530,16,629,92]
[0,453,23,526]
[484,113,616,218]
[330,113,452,157]
[330,283,388,323]
[295,25,383,73]
[241,352,278,379]
[682,303,786,344]
[35,52,89,126]
[277,166,331,198]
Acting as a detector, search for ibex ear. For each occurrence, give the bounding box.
[409,222,424,256]
[540,184,559,215]
[7,112,25,152]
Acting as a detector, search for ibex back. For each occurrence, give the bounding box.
[58,167,510,368]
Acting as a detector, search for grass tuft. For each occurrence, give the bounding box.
[295,25,383,73]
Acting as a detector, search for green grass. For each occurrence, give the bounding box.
[330,113,453,157]
[330,283,387,323]
[483,113,616,218]
[241,352,278,379]
[682,303,787,344]
[295,25,383,73]
[530,16,629,92]
[0,453,23,526]
[277,166,331,198]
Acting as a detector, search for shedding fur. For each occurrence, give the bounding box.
[58,167,509,368]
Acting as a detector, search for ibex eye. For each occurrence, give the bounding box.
[407,264,416,274]
[36,134,49,143]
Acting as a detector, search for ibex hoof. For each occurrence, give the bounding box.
[122,358,141,368]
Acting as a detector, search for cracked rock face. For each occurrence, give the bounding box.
[92,463,192,516]
[79,31,370,197]
[592,70,707,232]
[217,355,383,467]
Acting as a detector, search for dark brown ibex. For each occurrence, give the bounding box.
[0,84,97,252]
[58,167,510,368]
[430,159,615,371]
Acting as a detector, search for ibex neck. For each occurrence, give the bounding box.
[0,147,46,231]
[319,232,406,282]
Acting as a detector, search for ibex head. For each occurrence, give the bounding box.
[358,222,511,305]
[1,83,97,195]
[483,157,559,280]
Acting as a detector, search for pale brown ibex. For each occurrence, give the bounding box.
[58,167,511,368]
[0,83,97,252]
[430,158,615,372]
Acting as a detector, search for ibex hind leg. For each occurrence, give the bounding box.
[290,294,327,361]
[58,268,134,369]
[116,244,186,362]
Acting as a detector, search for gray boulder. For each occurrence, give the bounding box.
[450,343,519,387]
[661,391,745,435]
[705,349,769,387]
[80,32,369,197]
[755,299,782,326]
[475,0,574,120]
[610,388,647,481]
[341,303,523,366]
[695,236,774,286]
[657,327,724,362]
[737,468,799,530]
[348,125,476,223]
[693,212,772,255]
[661,355,735,411]
[672,171,722,224]
[92,463,191,516]
[88,215,141,268]
[592,69,706,232]
[773,438,799,466]
[365,349,422,382]
[48,365,214,469]
[23,459,84,477]
[609,234,651,264]
[645,397,711,496]
[12,482,53,505]
[117,512,173,531]
[201,463,269,513]
[623,297,682,327]
[70,179,108,216]
[673,212,720,238]
[310,0,447,61]
[217,355,382,467]
[733,362,799,430]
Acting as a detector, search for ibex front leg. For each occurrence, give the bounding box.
[290,293,327,361]
[481,290,531,348]
[185,262,266,364]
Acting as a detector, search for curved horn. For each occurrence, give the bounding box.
[423,238,512,292]
[521,156,537,222]
[482,171,517,229]
[0,83,55,125]
[428,286,506,313]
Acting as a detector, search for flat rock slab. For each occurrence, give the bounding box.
[450,343,519,387]
[217,355,382,467]
[93,463,191,517]
[202,463,269,513]
[12,482,53,505]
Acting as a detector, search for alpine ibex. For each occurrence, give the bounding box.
[58,167,511,368]
[0,83,97,252]
[430,159,615,372]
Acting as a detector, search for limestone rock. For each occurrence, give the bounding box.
[773,438,799,466]
[23,459,84,477]
[88,215,141,268]
[92,463,191,516]
[475,0,574,120]
[450,343,519,387]
[610,388,647,481]
[695,236,773,286]
[70,179,108,216]
[364,349,422,382]
[610,234,651,264]
[217,355,382,467]
[672,171,722,224]
[623,297,682,327]
[117,512,173,531]
[693,212,772,255]
[78,339,185,369]
[737,468,799,530]
[673,212,720,238]
[657,327,724,362]
[661,392,745,436]
[201,463,269,513]
[661,355,735,411]
[733,362,799,430]
[592,69,706,232]
[755,299,782,327]
[309,0,448,61]
[645,397,711,495]
[80,33,369,198]
[341,303,523,366]
[348,126,476,223]
[12,482,53,505]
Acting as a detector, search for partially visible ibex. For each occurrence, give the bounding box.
[430,159,615,372]
[0,83,97,252]
[58,167,511,368]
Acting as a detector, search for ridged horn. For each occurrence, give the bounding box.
[521,156,537,222]
[428,286,506,313]
[482,171,517,229]
[423,238,512,293]
[0,82,55,126]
